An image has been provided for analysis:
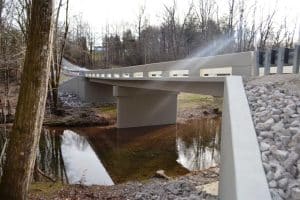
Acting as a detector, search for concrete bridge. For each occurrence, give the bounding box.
[61,51,255,128]
[59,45,300,200]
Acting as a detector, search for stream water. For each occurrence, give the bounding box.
[0,117,221,186]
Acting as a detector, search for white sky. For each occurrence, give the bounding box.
[67,0,300,42]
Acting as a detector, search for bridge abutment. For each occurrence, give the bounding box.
[114,86,178,128]
[59,77,115,104]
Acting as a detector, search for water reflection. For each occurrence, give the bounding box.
[37,128,67,183]
[0,117,221,186]
[0,126,7,177]
[176,119,220,171]
[60,130,113,185]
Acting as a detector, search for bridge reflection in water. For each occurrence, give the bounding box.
[35,118,221,185]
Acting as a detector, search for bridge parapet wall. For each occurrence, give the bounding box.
[82,45,300,79]
[83,51,255,79]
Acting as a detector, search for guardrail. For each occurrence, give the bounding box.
[220,76,271,200]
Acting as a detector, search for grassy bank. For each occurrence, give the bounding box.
[178,93,222,111]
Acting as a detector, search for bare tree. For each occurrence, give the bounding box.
[196,0,216,41]
[0,0,24,124]
[49,0,69,112]
[258,10,275,49]
[0,0,4,26]
[236,0,244,51]
[272,22,284,48]
[227,0,235,36]
[137,4,146,42]
[15,0,31,42]
[181,2,199,55]
[0,0,53,199]
[283,19,296,48]
[163,0,179,60]
[245,3,257,51]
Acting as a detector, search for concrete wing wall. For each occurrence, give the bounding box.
[59,77,86,99]
[59,77,115,103]
[219,76,271,200]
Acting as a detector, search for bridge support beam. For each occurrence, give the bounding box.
[114,86,178,128]
[59,77,115,104]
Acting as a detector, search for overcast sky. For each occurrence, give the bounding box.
[67,0,300,42]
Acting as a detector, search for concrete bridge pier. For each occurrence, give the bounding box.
[114,86,178,128]
[59,77,115,104]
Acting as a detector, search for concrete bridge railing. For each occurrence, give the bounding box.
[83,51,255,79]
[79,44,300,80]
[255,45,300,75]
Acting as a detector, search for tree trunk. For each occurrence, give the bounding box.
[49,0,69,113]
[0,0,53,199]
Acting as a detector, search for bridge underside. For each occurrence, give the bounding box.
[59,77,224,128]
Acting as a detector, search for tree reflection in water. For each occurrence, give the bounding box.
[0,117,221,185]
[176,118,221,171]
[37,128,68,183]
[0,126,7,177]
[38,129,113,185]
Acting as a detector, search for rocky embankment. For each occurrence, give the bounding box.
[245,75,300,200]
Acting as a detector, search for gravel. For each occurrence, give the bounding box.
[59,92,83,108]
[245,74,300,200]
[30,169,219,200]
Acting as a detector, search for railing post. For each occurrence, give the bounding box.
[277,47,284,74]
[264,49,271,75]
[293,45,300,74]
[253,50,260,76]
